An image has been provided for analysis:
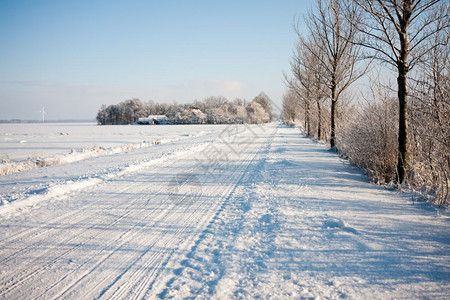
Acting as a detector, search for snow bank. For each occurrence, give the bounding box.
[0,178,102,218]
[0,138,175,176]
[0,142,209,219]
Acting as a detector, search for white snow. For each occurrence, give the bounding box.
[0,123,448,299]
[0,123,219,175]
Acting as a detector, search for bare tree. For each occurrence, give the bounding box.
[285,32,331,137]
[408,11,449,205]
[282,89,301,125]
[285,38,314,135]
[300,0,366,149]
[353,0,448,184]
[315,85,328,140]
[309,48,328,140]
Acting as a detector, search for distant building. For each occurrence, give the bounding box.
[137,115,169,125]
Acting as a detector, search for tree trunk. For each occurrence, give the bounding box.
[396,21,410,185]
[304,112,307,131]
[317,100,322,140]
[330,81,337,149]
[397,65,408,184]
[306,102,311,136]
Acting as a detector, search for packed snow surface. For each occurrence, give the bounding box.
[0,123,448,299]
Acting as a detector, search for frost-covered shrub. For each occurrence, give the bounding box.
[247,101,270,124]
[408,41,449,206]
[339,75,449,206]
[338,92,398,184]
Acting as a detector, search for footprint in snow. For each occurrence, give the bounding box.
[259,213,273,224]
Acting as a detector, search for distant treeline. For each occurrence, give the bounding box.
[96,93,274,125]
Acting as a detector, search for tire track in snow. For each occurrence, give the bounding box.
[160,125,303,299]
[93,126,268,298]
[97,125,276,299]
[0,192,152,297]
[156,124,278,298]
[99,209,202,300]
[0,174,174,298]
[101,126,275,299]
[0,141,210,266]
[0,182,148,267]
[102,190,213,300]
[0,183,135,266]
[83,194,211,299]
[48,191,176,299]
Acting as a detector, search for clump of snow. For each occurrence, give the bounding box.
[323,217,345,229]
[0,196,8,206]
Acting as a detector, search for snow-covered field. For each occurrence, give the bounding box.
[0,123,448,299]
[0,123,225,175]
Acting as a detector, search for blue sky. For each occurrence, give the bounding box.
[0,0,312,120]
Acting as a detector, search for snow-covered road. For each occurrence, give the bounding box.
[0,123,448,299]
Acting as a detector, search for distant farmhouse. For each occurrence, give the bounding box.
[137,115,169,125]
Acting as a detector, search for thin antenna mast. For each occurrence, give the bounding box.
[40,107,46,123]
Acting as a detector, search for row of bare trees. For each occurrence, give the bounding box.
[284,0,366,143]
[283,0,448,205]
[96,93,273,125]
